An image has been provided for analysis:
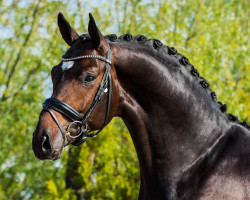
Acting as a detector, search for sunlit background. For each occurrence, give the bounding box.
[0,0,249,199]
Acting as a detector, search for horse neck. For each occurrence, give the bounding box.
[112,43,232,198]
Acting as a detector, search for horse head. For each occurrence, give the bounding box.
[32,13,119,160]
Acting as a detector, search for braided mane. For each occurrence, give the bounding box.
[79,33,249,130]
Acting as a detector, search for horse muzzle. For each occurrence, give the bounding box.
[32,128,64,161]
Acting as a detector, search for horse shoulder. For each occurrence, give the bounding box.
[196,125,250,200]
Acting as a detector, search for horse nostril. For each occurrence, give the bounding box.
[41,132,52,153]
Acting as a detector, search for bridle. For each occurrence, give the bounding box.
[43,43,112,146]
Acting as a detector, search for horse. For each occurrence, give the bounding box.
[32,12,250,200]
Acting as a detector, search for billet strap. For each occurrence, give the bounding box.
[81,64,110,124]
[83,44,112,137]
[87,70,112,138]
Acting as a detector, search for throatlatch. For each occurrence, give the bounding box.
[43,44,112,146]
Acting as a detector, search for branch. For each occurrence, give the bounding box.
[10,60,42,103]
[3,51,15,76]
[184,2,201,49]
[129,0,141,31]
[115,0,121,33]
[121,0,128,33]
[5,22,59,103]
[173,0,180,45]
[77,0,86,31]
[2,13,31,78]
[1,2,40,101]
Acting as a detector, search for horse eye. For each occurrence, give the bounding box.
[84,75,96,83]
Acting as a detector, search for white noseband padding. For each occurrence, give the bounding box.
[61,61,74,71]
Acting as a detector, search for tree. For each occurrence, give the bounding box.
[0,0,249,199]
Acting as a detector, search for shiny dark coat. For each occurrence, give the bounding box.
[32,13,250,200]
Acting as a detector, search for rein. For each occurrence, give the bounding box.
[43,44,112,146]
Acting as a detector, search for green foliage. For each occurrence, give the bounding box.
[66,119,139,200]
[0,0,249,199]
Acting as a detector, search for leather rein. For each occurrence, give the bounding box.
[43,44,112,146]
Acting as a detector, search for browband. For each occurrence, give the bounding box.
[62,54,112,65]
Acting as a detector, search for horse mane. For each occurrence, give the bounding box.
[78,33,249,130]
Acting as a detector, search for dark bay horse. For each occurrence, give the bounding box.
[32,13,250,200]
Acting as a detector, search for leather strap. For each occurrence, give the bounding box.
[43,98,83,121]
[42,43,112,146]
[87,70,112,137]
[43,108,66,141]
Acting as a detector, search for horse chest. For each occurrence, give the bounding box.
[195,157,250,200]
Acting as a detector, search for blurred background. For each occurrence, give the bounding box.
[0,0,249,199]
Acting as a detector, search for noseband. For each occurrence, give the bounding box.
[43,44,112,146]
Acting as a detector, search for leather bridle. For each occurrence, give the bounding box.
[43,44,112,146]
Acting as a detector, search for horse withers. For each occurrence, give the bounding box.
[32,13,250,200]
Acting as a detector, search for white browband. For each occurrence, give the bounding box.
[62,54,112,65]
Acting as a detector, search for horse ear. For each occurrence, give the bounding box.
[57,12,79,46]
[88,13,105,49]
